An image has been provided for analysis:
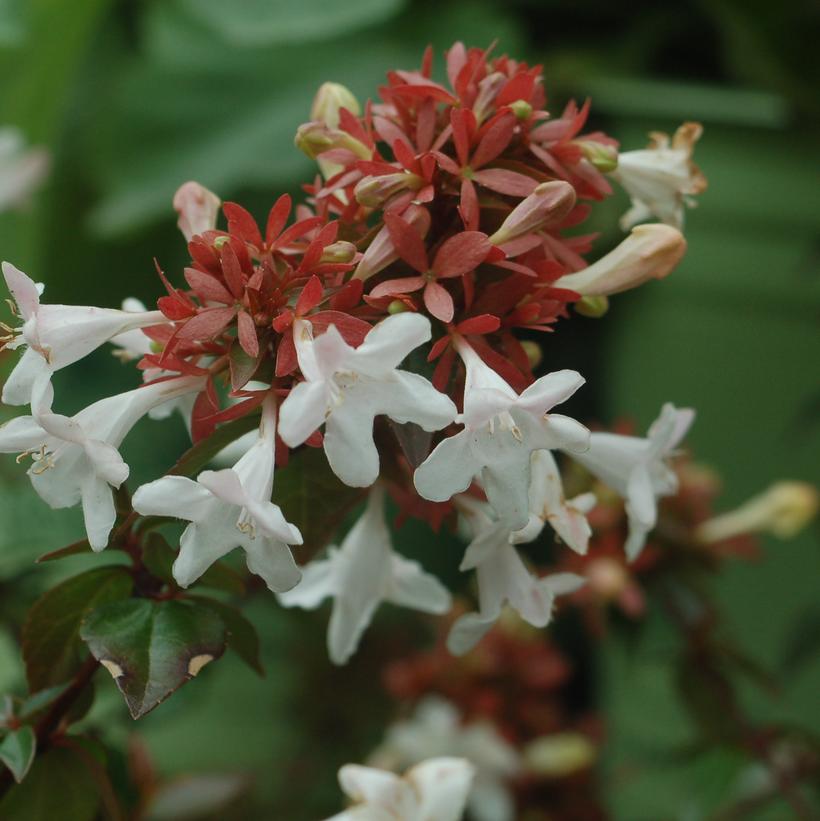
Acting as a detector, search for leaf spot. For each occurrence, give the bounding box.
[188,654,214,677]
[100,659,124,678]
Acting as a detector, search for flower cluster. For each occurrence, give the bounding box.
[0,42,707,664]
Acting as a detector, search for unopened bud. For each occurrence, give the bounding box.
[586,557,629,599]
[472,72,506,123]
[553,224,686,297]
[354,172,424,208]
[574,295,609,317]
[310,82,360,129]
[520,340,542,368]
[488,181,576,246]
[697,481,818,544]
[578,140,618,173]
[509,99,533,121]
[295,122,370,161]
[319,241,357,264]
[353,205,431,282]
[173,181,220,241]
[524,733,596,777]
[213,236,230,249]
[387,300,408,314]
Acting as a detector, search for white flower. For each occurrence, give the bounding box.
[173,181,221,241]
[568,402,695,561]
[278,313,456,488]
[553,224,686,297]
[326,757,475,821]
[278,485,451,665]
[132,396,302,593]
[371,697,520,821]
[0,375,203,549]
[510,450,596,554]
[612,122,706,230]
[1,262,166,406]
[414,339,589,530]
[0,127,49,213]
[448,495,585,655]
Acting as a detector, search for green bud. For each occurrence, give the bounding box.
[213,236,230,249]
[578,140,618,173]
[509,99,533,120]
[387,300,408,315]
[311,82,361,128]
[575,295,609,318]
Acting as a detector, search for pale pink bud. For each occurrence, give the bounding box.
[472,72,507,123]
[310,82,360,128]
[353,205,431,282]
[488,180,576,245]
[173,181,220,242]
[294,122,370,161]
[319,241,357,264]
[554,224,686,297]
[354,172,424,208]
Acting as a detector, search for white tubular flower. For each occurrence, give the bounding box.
[568,402,695,561]
[414,339,589,530]
[612,122,707,230]
[278,485,451,665]
[0,127,50,212]
[448,495,585,656]
[553,224,686,297]
[1,262,167,406]
[278,313,456,488]
[0,375,204,550]
[511,450,596,554]
[326,758,475,821]
[173,181,221,241]
[696,481,818,544]
[109,298,154,362]
[132,396,302,593]
[371,697,520,821]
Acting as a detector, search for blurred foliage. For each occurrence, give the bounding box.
[0,0,818,818]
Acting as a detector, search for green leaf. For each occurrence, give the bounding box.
[277,446,366,559]
[0,726,36,783]
[22,567,134,691]
[177,0,404,46]
[80,599,226,719]
[17,684,70,721]
[35,539,92,563]
[190,596,263,676]
[0,745,99,820]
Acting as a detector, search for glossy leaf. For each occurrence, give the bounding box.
[22,567,134,691]
[190,596,263,676]
[0,726,36,783]
[80,599,226,719]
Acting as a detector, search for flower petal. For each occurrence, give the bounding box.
[388,555,452,613]
[414,431,481,503]
[278,379,331,447]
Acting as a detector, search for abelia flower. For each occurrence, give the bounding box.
[278,486,451,665]
[278,313,456,488]
[487,181,576,247]
[0,375,203,549]
[369,214,493,322]
[1,262,166,406]
[370,697,520,821]
[553,224,686,297]
[448,494,584,655]
[132,396,303,592]
[173,181,220,241]
[568,403,695,560]
[0,127,50,213]
[510,449,596,554]
[326,758,475,821]
[414,338,589,530]
[353,204,431,282]
[612,122,706,229]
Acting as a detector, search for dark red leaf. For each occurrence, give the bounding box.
[223,202,262,247]
[471,111,516,170]
[472,168,538,197]
[265,194,291,246]
[384,212,429,273]
[457,314,500,335]
[295,276,324,316]
[236,310,260,358]
[184,268,234,304]
[423,281,454,323]
[432,231,491,279]
[220,242,245,298]
[178,307,236,341]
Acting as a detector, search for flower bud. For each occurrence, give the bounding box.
[173,181,220,241]
[509,99,533,121]
[472,72,506,123]
[577,140,618,173]
[353,205,431,281]
[574,295,609,317]
[319,241,357,264]
[524,733,596,777]
[488,180,576,246]
[354,172,424,208]
[697,481,819,543]
[310,82,360,129]
[294,122,371,161]
[553,224,686,297]
[387,299,408,314]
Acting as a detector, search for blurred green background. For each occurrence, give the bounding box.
[1,0,818,818]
